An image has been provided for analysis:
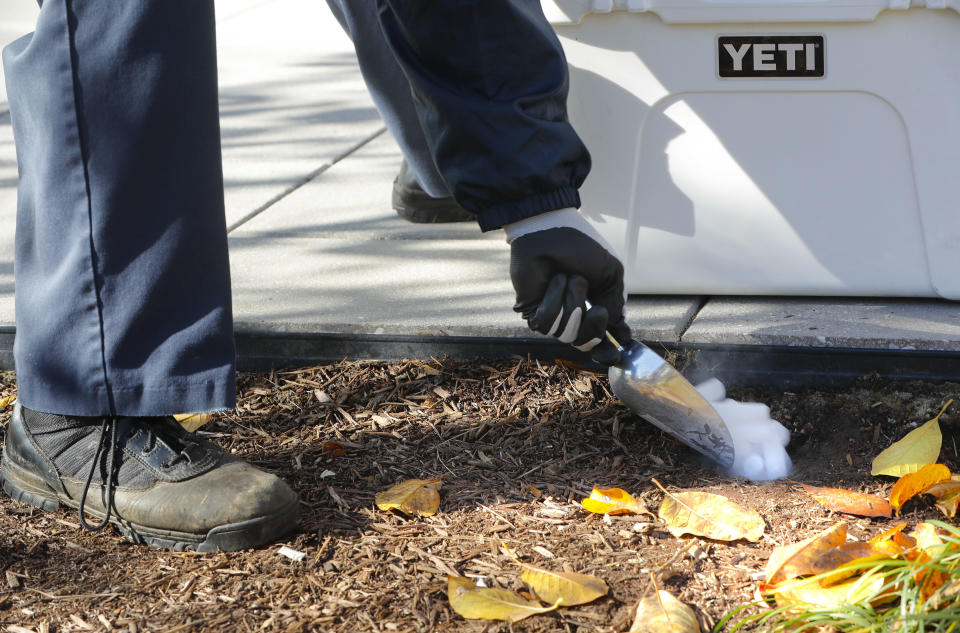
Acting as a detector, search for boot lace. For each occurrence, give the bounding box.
[77,417,202,531]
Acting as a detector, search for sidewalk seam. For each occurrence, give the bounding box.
[226,126,386,233]
[677,296,709,341]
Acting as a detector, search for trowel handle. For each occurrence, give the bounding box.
[604,330,623,351]
[583,300,625,352]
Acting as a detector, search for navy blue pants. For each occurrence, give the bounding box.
[4,0,590,417]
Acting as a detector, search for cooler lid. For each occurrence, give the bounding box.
[543,0,959,25]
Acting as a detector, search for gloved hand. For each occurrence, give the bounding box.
[506,208,631,366]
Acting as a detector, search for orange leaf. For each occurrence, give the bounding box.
[763,522,848,589]
[904,549,951,600]
[807,542,886,586]
[581,487,647,516]
[798,484,892,518]
[869,523,917,558]
[923,476,960,519]
[888,464,951,515]
[322,442,347,458]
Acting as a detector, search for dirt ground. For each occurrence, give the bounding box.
[0,356,956,633]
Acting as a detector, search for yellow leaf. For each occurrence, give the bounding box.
[519,565,607,607]
[173,412,214,432]
[446,576,557,622]
[375,477,443,517]
[0,395,15,409]
[773,569,898,609]
[763,522,848,588]
[871,400,950,477]
[923,476,960,519]
[581,487,647,515]
[502,545,607,606]
[657,490,765,542]
[888,464,951,515]
[911,522,947,554]
[629,590,699,633]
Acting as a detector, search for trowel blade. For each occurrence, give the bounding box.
[607,341,735,469]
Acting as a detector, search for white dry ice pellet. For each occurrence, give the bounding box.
[695,377,726,402]
[695,379,792,482]
[739,453,766,481]
[770,420,792,448]
[762,439,792,480]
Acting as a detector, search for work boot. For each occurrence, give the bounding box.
[392,159,473,223]
[0,404,298,552]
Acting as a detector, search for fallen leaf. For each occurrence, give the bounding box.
[520,564,607,607]
[375,477,443,517]
[868,523,916,558]
[888,464,951,515]
[773,569,898,609]
[904,549,950,600]
[871,400,950,477]
[923,476,960,518]
[321,441,347,458]
[910,522,947,555]
[630,590,699,633]
[174,412,214,432]
[763,522,848,588]
[447,576,558,622]
[658,490,764,542]
[581,487,647,516]
[798,484,892,518]
[0,395,14,409]
[806,542,885,586]
[502,545,607,607]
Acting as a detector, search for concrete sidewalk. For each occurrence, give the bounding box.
[2,0,959,385]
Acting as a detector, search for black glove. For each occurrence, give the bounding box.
[510,226,631,366]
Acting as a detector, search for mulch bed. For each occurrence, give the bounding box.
[0,357,956,632]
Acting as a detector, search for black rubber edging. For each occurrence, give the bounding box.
[0,326,956,388]
[235,329,960,387]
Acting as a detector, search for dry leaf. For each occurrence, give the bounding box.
[773,569,897,609]
[630,590,699,633]
[923,476,960,518]
[911,522,947,555]
[868,523,916,558]
[763,522,847,588]
[173,412,213,432]
[447,576,557,622]
[502,545,607,606]
[581,487,647,515]
[520,565,607,606]
[871,400,950,477]
[0,395,14,409]
[798,484,892,518]
[807,542,886,586]
[321,441,347,458]
[658,490,764,542]
[905,549,950,600]
[375,477,443,517]
[888,463,951,515]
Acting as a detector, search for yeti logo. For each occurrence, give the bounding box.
[718,35,824,78]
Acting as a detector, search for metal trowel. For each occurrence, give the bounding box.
[606,337,735,469]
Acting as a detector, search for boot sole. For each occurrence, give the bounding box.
[0,452,299,552]
[392,180,473,223]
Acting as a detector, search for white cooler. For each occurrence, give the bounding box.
[543,0,960,298]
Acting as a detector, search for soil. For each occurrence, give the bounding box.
[0,357,957,633]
